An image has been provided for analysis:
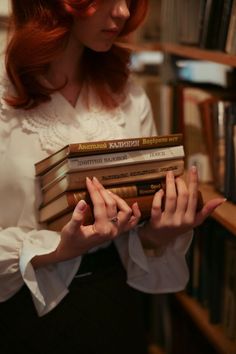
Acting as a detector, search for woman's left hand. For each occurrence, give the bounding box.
[138,166,226,249]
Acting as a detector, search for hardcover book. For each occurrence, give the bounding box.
[38,180,166,223]
[46,194,155,232]
[41,158,185,205]
[35,133,183,176]
[40,145,185,190]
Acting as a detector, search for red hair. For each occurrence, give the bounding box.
[5,0,149,109]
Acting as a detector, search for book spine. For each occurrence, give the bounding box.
[69,135,183,155]
[42,159,184,205]
[39,181,165,223]
[47,194,154,231]
[71,160,184,188]
[41,145,185,189]
[224,103,236,202]
[35,134,183,176]
[225,0,236,53]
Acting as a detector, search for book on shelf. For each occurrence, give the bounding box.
[200,0,230,50]
[224,102,236,203]
[222,236,236,339]
[199,98,231,194]
[40,158,185,206]
[186,217,236,337]
[217,0,234,51]
[38,180,165,223]
[46,194,155,232]
[35,133,183,176]
[178,84,214,182]
[225,0,236,54]
[40,144,185,190]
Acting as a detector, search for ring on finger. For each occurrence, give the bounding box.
[109,216,119,224]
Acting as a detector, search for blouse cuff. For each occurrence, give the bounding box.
[20,229,81,317]
[126,227,193,294]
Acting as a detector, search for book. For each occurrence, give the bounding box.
[34,133,183,176]
[217,0,233,51]
[41,158,185,205]
[224,102,236,203]
[181,85,214,182]
[208,221,226,324]
[38,180,166,223]
[40,145,185,190]
[200,0,225,50]
[47,194,155,232]
[222,236,236,339]
[225,0,236,54]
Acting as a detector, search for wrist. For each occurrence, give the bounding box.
[138,222,167,257]
[138,221,155,249]
[31,249,60,269]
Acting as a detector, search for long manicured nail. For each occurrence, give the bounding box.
[75,199,87,212]
[191,165,197,173]
[93,176,100,184]
[86,177,92,183]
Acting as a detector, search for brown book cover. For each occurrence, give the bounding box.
[198,97,217,180]
[38,180,166,223]
[47,194,155,232]
[40,145,185,190]
[41,159,185,205]
[35,134,183,176]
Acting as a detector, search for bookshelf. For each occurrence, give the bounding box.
[131,42,236,68]
[159,44,236,354]
[132,1,236,353]
[199,183,236,236]
[176,292,236,354]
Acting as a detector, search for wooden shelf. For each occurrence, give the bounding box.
[176,292,236,354]
[160,43,236,67]
[148,344,166,354]
[129,41,236,67]
[199,183,236,236]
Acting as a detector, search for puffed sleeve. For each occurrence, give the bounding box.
[115,79,193,293]
[0,89,81,317]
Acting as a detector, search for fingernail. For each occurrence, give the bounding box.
[93,176,99,183]
[75,199,87,212]
[167,171,173,179]
[191,165,197,173]
[86,177,92,183]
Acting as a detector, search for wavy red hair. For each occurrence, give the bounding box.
[5,0,148,109]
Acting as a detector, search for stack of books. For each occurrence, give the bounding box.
[35,134,185,231]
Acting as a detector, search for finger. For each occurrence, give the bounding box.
[127,202,142,228]
[66,199,87,234]
[86,177,107,221]
[151,189,165,221]
[164,171,177,214]
[194,198,226,227]
[175,177,189,215]
[186,166,199,213]
[92,177,117,218]
[107,191,133,225]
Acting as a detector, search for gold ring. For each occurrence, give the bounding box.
[109,216,119,223]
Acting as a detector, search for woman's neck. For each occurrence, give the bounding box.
[45,34,84,107]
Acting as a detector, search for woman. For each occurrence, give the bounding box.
[0,1,224,353]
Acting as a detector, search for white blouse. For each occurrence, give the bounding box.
[0,73,192,317]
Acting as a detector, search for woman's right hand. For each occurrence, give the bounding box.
[32,177,141,268]
[56,177,141,261]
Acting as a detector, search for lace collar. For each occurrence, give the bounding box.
[0,75,128,154]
